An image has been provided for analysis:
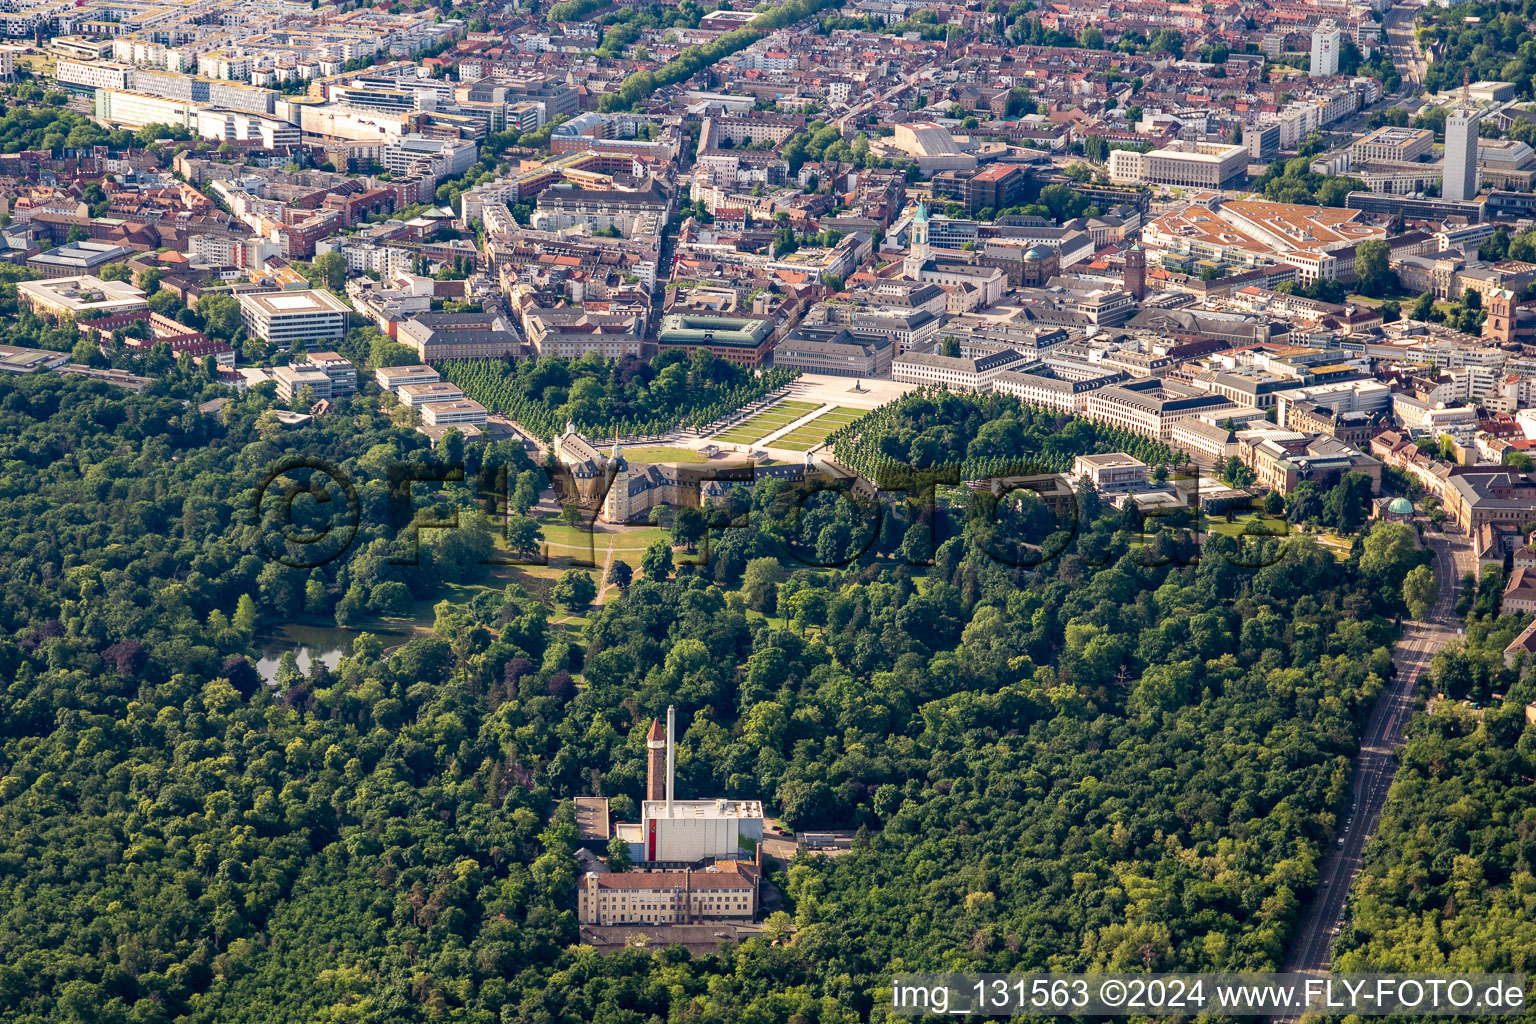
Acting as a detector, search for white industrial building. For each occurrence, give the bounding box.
[196,109,299,148]
[627,706,765,865]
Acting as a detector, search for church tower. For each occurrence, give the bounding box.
[645,718,666,802]
[904,201,930,278]
[1485,287,1516,346]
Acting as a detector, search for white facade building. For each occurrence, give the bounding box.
[1444,110,1480,202]
[1311,22,1341,77]
[238,289,350,345]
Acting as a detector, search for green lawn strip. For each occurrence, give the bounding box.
[770,436,825,451]
[623,446,721,464]
[737,412,805,427]
[771,424,840,447]
[709,402,823,440]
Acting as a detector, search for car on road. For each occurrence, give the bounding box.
[1337,837,1345,848]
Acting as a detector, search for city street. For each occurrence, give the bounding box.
[1383,1,1429,92]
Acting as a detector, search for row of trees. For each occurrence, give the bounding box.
[827,388,1181,486]
[599,0,845,110]
[440,350,797,439]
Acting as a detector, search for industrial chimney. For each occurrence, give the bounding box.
[665,704,675,812]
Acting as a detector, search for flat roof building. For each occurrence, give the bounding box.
[1352,126,1434,164]
[1072,453,1150,493]
[305,351,357,396]
[238,289,350,346]
[376,364,441,391]
[658,313,776,367]
[273,364,334,402]
[398,381,467,406]
[1113,141,1248,188]
[27,240,134,279]
[419,398,488,427]
[18,276,148,321]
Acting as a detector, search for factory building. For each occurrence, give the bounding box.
[618,706,765,866]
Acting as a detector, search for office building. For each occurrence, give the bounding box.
[397,381,467,407]
[657,314,776,367]
[1244,123,1280,162]
[1110,141,1248,188]
[93,89,198,131]
[18,276,148,321]
[305,352,357,395]
[238,289,350,346]
[1072,453,1149,494]
[1352,126,1435,164]
[419,399,488,427]
[273,364,334,402]
[57,59,131,92]
[931,163,1030,215]
[380,135,478,181]
[375,364,441,391]
[1444,110,1480,201]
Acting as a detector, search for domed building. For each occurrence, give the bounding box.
[1374,495,1415,523]
[1018,244,1060,287]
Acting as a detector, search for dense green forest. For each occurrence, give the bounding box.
[0,351,1437,1020]
[0,99,140,154]
[440,350,796,440]
[1333,614,1536,975]
[0,371,539,651]
[1331,525,1536,979]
